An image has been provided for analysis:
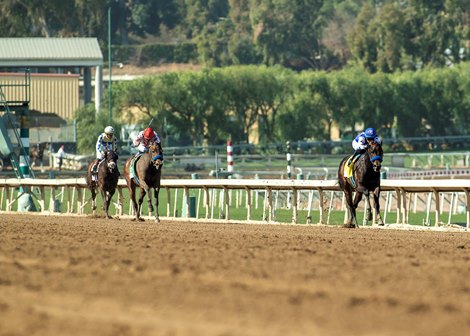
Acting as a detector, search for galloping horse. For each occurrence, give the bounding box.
[338,141,384,228]
[86,149,120,219]
[123,142,163,223]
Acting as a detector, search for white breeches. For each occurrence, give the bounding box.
[137,144,148,153]
[352,141,367,151]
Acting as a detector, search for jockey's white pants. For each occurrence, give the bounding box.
[137,144,148,153]
[352,141,367,151]
[96,151,105,160]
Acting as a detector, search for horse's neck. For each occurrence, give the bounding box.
[362,151,373,168]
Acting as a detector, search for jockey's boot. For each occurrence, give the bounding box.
[91,160,98,181]
[346,152,355,166]
[347,149,363,166]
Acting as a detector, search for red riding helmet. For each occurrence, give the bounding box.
[143,127,154,140]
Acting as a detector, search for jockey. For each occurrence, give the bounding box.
[91,126,118,179]
[347,127,381,166]
[133,127,161,154]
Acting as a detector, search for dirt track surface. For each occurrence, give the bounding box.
[2,215,470,336]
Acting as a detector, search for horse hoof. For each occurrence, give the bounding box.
[155,218,160,224]
[138,218,145,222]
[342,223,356,228]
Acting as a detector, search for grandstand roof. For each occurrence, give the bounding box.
[0,38,103,67]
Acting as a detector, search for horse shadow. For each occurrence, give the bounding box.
[337,142,384,228]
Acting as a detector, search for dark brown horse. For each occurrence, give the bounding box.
[86,149,120,219]
[123,142,163,223]
[338,142,384,228]
[29,142,49,167]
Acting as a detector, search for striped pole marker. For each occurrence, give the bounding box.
[286,141,292,179]
[227,139,234,173]
[17,113,37,212]
[286,141,292,208]
[19,115,30,178]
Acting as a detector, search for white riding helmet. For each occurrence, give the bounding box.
[104,126,114,134]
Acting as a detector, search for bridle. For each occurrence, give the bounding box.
[149,143,164,170]
[367,143,383,172]
[105,150,118,173]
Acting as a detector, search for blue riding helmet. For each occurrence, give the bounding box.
[365,127,377,139]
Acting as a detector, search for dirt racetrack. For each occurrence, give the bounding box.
[2,214,470,336]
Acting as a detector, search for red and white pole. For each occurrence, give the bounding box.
[227,139,234,173]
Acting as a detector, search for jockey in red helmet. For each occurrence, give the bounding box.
[133,127,161,154]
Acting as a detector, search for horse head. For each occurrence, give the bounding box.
[149,142,164,170]
[367,141,383,172]
[105,150,119,172]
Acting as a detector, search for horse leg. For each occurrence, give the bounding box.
[91,188,97,217]
[364,194,373,225]
[352,192,364,228]
[137,187,147,221]
[342,186,356,228]
[129,184,140,221]
[100,189,109,219]
[147,189,154,217]
[372,187,384,225]
[108,190,117,219]
[356,183,369,197]
[102,189,114,219]
[154,187,160,223]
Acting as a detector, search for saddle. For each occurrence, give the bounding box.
[90,159,105,181]
[343,153,362,188]
[130,153,143,186]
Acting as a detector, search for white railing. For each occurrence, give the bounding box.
[1,178,470,228]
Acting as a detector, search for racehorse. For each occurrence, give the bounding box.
[123,142,163,223]
[86,149,120,219]
[338,141,384,228]
[29,142,49,167]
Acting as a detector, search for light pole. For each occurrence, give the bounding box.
[108,5,112,125]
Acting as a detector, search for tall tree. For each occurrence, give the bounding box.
[250,0,327,69]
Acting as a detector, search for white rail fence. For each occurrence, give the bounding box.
[1,178,470,227]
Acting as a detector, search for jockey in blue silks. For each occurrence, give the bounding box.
[91,126,118,180]
[347,127,381,166]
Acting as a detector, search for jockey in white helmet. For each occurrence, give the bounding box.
[91,126,118,179]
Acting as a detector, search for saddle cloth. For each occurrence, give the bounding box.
[90,159,104,174]
[343,153,362,188]
[130,153,143,185]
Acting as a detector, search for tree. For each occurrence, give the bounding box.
[129,0,180,38]
[253,66,294,143]
[74,103,120,155]
[250,0,327,69]
[221,66,262,143]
